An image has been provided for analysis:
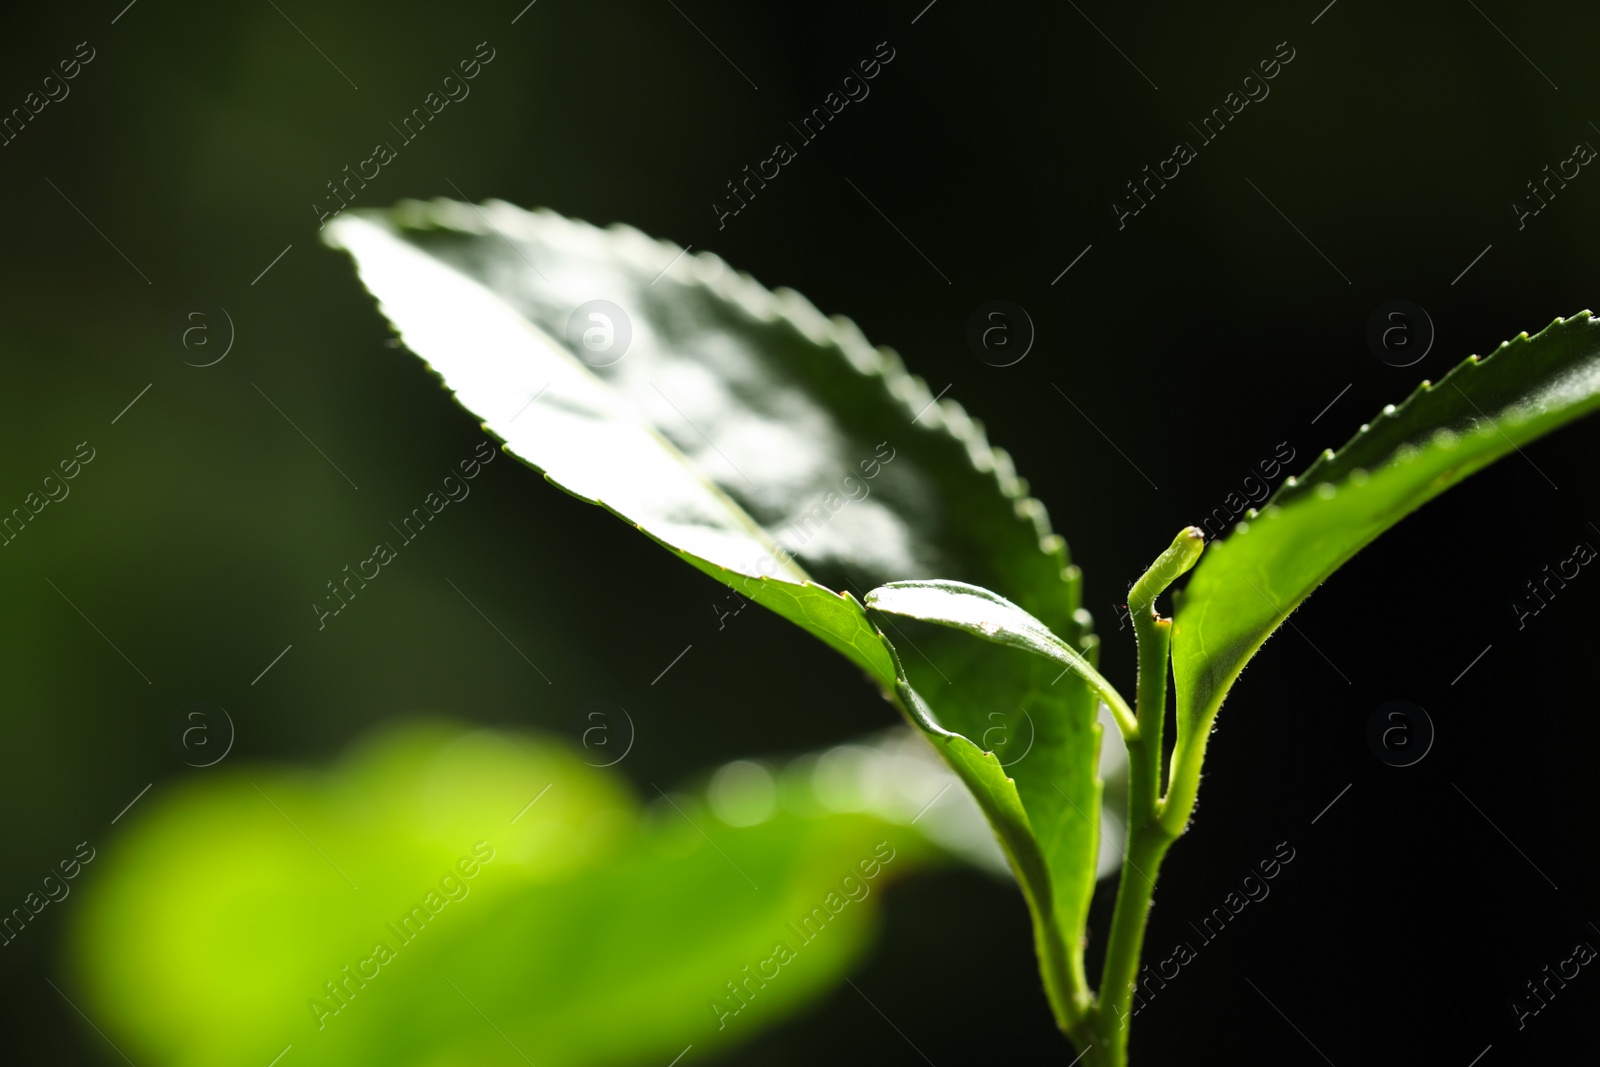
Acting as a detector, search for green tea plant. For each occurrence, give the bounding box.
[325,199,1600,1065]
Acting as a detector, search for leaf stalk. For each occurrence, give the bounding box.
[1071,529,1203,1066]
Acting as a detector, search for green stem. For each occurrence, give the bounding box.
[1094,823,1176,1061]
[1093,631,1176,1058]
[1084,528,1204,1065]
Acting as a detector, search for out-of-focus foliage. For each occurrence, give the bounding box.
[72,721,948,1067]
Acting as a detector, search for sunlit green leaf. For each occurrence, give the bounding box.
[1170,311,1600,807]
[866,580,1122,1021]
[884,645,1100,1026]
[323,201,1115,1023]
[323,202,1089,678]
[867,580,1132,733]
[323,208,888,684]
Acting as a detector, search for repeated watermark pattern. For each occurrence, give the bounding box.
[313,441,497,629]
[1115,841,1297,1029]
[173,304,236,367]
[0,441,96,549]
[314,43,498,230]
[712,41,897,230]
[966,301,1034,367]
[1194,440,1296,542]
[9,0,1600,1062]
[0,842,96,950]
[709,841,897,1030]
[572,699,637,768]
[307,842,496,1029]
[1508,935,1595,1031]
[0,41,96,148]
[168,700,236,768]
[1366,699,1433,768]
[1110,42,1296,230]
[1511,136,1597,232]
[1509,533,1595,630]
[1366,300,1435,368]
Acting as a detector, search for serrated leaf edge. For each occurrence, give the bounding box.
[1209,310,1597,553]
[366,197,1090,640]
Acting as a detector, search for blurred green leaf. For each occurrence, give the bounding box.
[71,722,937,1067]
[1168,311,1600,829]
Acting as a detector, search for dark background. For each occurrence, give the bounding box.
[2,0,1597,1062]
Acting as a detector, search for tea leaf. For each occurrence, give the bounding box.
[1168,312,1600,831]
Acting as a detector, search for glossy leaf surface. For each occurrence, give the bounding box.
[1173,312,1600,761]
[324,202,1115,1005]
